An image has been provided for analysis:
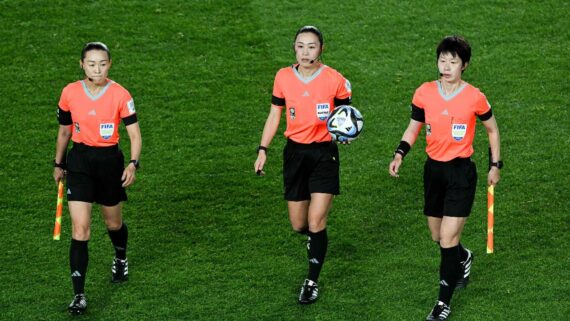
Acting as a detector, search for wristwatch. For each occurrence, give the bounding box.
[129,160,140,170]
[257,146,268,154]
[490,160,503,169]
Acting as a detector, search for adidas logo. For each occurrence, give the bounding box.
[309,258,320,264]
[302,90,310,97]
[71,270,82,277]
[88,109,96,116]
[441,109,449,116]
[67,188,71,195]
[439,280,449,287]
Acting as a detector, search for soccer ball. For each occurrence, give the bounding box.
[327,105,364,143]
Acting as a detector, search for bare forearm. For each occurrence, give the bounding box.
[259,107,281,147]
[55,126,71,163]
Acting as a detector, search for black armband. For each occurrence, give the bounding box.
[57,107,72,125]
[410,104,425,122]
[271,95,285,106]
[478,109,493,121]
[334,97,352,107]
[122,114,138,126]
[394,141,411,158]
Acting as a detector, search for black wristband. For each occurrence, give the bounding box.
[129,159,140,170]
[257,146,268,154]
[394,141,411,158]
[54,160,66,169]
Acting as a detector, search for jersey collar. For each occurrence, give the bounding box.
[81,80,113,101]
[292,65,326,84]
[436,80,466,101]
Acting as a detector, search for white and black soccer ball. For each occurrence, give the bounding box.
[326,105,364,143]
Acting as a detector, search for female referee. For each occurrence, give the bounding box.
[389,35,502,321]
[254,26,352,305]
[53,42,142,315]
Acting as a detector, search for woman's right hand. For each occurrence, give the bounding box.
[254,152,267,176]
[389,154,403,177]
[53,167,65,184]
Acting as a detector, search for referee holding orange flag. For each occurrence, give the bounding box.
[388,35,502,320]
[53,42,141,314]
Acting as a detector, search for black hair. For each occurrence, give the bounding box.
[81,42,111,61]
[436,35,471,66]
[294,25,324,48]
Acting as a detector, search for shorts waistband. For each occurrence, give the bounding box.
[427,156,471,165]
[73,142,119,152]
[287,139,334,149]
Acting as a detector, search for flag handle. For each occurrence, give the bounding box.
[53,180,64,240]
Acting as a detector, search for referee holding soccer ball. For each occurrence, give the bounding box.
[53,42,141,314]
[254,26,352,304]
[389,35,502,321]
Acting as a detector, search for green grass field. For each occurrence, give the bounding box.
[1,0,568,320]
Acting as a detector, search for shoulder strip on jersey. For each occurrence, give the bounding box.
[122,113,138,126]
[334,97,352,107]
[272,95,285,106]
[57,107,72,125]
[478,109,493,121]
[411,104,425,122]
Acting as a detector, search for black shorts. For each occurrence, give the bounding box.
[423,157,477,218]
[66,143,127,206]
[283,139,340,201]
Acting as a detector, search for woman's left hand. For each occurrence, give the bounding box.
[122,164,137,187]
[488,167,500,186]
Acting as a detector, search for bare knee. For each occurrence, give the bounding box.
[72,226,90,241]
[308,218,326,233]
[439,235,459,248]
[291,222,308,233]
[105,219,123,231]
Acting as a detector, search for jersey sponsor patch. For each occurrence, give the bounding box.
[100,123,115,140]
[316,103,330,121]
[127,99,136,114]
[452,123,467,141]
[345,79,352,93]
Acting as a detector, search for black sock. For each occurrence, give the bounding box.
[108,223,128,260]
[307,229,328,283]
[70,239,88,295]
[438,245,461,305]
[458,242,468,262]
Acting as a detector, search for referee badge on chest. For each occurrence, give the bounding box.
[289,107,296,120]
[316,103,330,121]
[100,123,115,140]
[451,122,467,141]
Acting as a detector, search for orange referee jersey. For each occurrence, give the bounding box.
[412,81,491,161]
[272,64,352,144]
[58,80,136,147]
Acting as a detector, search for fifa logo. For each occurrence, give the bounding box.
[290,107,296,120]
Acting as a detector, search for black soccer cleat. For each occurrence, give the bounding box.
[68,294,87,315]
[298,279,319,305]
[456,248,473,289]
[426,300,451,321]
[111,257,128,283]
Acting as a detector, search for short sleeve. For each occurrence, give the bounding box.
[119,91,135,119]
[57,87,72,125]
[334,74,352,106]
[58,87,70,112]
[475,92,493,121]
[271,71,285,107]
[411,86,425,110]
